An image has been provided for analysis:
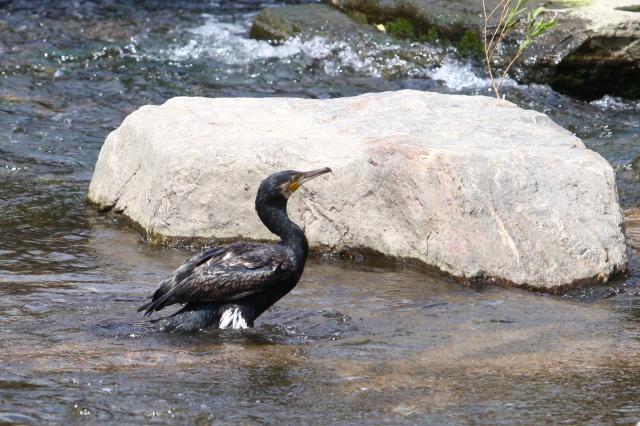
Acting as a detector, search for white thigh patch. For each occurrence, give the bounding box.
[219,308,249,329]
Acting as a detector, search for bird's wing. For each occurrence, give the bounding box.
[148,243,254,301]
[138,243,293,316]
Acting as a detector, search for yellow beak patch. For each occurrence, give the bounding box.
[289,181,301,192]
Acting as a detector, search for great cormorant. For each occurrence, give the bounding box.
[138,167,332,331]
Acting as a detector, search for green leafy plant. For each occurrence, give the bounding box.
[481,0,557,98]
[385,18,416,39]
[457,30,484,58]
[424,27,440,43]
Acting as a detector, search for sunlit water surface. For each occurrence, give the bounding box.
[1,1,639,424]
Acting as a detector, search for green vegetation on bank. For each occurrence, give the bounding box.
[383,18,483,59]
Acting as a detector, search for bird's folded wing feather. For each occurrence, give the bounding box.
[151,243,251,298]
[138,243,293,315]
[174,249,291,301]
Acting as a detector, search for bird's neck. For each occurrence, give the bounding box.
[257,199,308,265]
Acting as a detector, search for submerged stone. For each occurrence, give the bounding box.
[250,3,378,42]
[87,90,627,292]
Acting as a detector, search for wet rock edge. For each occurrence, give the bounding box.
[87,198,630,296]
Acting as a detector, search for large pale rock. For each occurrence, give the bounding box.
[87,90,627,292]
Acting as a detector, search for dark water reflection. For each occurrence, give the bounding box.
[1,0,640,424]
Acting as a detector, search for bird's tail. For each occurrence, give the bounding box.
[137,299,157,316]
[137,290,174,317]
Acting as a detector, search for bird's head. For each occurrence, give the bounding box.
[256,167,332,205]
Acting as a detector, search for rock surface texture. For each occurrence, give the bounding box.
[88,90,627,292]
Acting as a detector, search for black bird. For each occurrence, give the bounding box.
[138,167,332,331]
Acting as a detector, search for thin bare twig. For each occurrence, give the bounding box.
[481,0,556,99]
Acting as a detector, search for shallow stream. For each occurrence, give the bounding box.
[1,1,639,423]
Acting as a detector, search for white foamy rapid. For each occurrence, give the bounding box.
[170,16,328,64]
[162,14,520,92]
[164,14,446,78]
[427,58,490,91]
[427,57,525,93]
[591,95,640,112]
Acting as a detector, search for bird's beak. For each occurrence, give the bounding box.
[299,167,332,185]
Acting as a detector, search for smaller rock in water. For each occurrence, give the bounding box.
[250,4,376,42]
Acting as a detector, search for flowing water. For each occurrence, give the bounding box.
[1,1,639,424]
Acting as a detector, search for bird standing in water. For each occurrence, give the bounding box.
[138,167,332,331]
